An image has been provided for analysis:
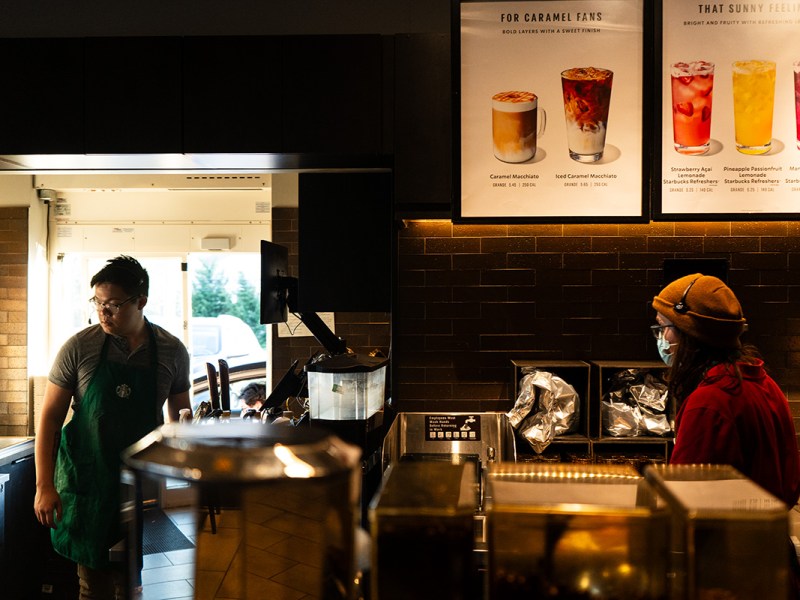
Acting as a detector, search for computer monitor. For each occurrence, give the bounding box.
[260,239,348,356]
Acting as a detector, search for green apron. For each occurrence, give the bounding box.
[52,324,160,570]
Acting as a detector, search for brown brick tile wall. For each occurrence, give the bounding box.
[4,206,800,436]
[0,207,28,436]
[395,220,800,431]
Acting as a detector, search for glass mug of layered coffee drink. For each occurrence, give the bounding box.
[732,59,776,155]
[670,61,714,155]
[492,91,546,163]
[561,67,613,163]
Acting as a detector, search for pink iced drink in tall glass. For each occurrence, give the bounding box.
[670,61,714,155]
[794,61,800,150]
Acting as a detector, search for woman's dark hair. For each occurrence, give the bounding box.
[90,255,149,297]
[667,330,762,406]
[239,382,266,407]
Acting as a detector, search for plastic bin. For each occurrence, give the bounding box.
[306,353,387,420]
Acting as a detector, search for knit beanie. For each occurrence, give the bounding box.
[652,273,746,349]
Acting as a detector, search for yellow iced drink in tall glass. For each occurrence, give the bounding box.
[732,60,776,155]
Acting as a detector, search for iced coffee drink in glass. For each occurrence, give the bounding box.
[670,61,714,155]
[492,91,546,163]
[560,67,613,163]
[732,60,776,155]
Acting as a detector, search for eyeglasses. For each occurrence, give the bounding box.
[650,324,675,339]
[89,295,139,314]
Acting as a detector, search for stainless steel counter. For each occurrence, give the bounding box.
[0,436,34,462]
[0,437,34,474]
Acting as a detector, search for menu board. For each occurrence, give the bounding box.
[455,0,647,222]
[657,0,800,218]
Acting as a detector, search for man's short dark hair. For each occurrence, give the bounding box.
[90,255,149,297]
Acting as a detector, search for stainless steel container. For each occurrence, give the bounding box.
[369,461,480,600]
[382,411,516,471]
[486,462,669,599]
[381,411,517,547]
[123,421,362,600]
[645,464,790,600]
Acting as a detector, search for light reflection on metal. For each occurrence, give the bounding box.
[0,152,392,174]
[273,443,316,478]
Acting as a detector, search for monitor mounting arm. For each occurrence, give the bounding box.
[283,277,348,356]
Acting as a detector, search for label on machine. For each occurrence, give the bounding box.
[424,415,481,442]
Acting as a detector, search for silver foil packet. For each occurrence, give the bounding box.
[602,369,671,437]
[507,369,580,453]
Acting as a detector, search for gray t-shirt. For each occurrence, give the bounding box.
[48,321,191,420]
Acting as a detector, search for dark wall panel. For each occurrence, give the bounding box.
[393,33,452,215]
[298,172,392,313]
[0,38,85,154]
[281,36,384,154]
[183,36,283,152]
[85,37,183,153]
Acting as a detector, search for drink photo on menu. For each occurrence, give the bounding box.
[491,90,547,164]
[560,66,614,163]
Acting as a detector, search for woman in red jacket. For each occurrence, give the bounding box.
[652,273,800,508]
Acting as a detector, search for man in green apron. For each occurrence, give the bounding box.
[34,255,191,599]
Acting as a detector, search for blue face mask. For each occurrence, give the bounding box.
[657,336,675,366]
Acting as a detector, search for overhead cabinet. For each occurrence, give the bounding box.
[0,33,445,214]
[393,33,452,216]
[182,36,283,153]
[183,35,386,155]
[0,35,389,156]
[280,35,385,154]
[85,37,183,154]
[0,38,85,155]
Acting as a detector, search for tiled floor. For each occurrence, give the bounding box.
[140,508,196,600]
[140,490,348,600]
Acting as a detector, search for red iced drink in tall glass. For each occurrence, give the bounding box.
[670,61,714,155]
